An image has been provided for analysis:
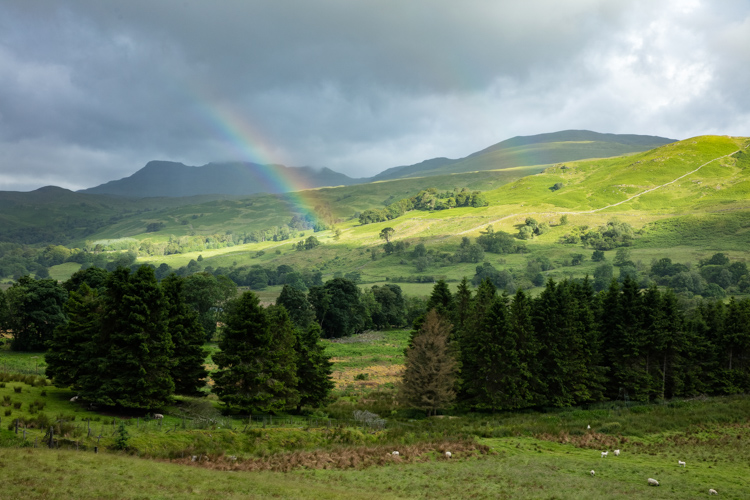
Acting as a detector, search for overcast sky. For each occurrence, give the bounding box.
[1,0,749,192]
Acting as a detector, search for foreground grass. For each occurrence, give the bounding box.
[1,431,747,499]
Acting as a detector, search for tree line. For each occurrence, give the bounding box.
[358,187,488,225]
[0,266,334,413]
[400,276,750,415]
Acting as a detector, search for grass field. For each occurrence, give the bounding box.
[2,326,750,498]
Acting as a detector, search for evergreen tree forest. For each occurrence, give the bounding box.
[35,266,335,413]
[401,277,750,414]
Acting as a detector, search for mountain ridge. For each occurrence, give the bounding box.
[78,130,676,198]
[79,161,360,198]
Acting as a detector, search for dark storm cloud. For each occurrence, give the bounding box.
[0,0,748,191]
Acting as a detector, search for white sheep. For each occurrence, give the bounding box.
[614,449,620,456]
[69,396,78,402]
[391,451,399,456]
[678,460,686,467]
[445,451,452,458]
[587,424,591,429]
[601,451,608,458]
[191,455,197,462]
[709,489,718,495]
[153,413,164,419]
[590,470,595,476]
[647,478,660,486]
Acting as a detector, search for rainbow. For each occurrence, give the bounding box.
[188,89,326,226]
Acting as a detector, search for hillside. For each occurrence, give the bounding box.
[2,134,750,295]
[369,130,675,181]
[79,161,359,197]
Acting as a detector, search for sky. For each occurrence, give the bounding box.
[1,0,749,192]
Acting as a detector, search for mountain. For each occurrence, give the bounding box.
[79,161,359,198]
[368,130,676,182]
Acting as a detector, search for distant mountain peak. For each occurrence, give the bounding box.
[79,161,358,198]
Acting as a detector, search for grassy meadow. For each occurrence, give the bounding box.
[2,326,750,498]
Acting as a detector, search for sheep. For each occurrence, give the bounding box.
[153,413,164,419]
[601,451,608,458]
[445,451,452,458]
[590,470,595,476]
[191,455,197,462]
[587,424,591,429]
[709,489,718,495]
[647,478,660,487]
[69,396,78,402]
[614,449,620,456]
[678,460,686,467]
[391,451,399,456]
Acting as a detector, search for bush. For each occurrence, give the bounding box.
[13,387,21,393]
[599,422,622,434]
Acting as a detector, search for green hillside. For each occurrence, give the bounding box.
[371,130,675,181]
[2,135,749,297]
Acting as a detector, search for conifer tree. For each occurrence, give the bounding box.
[95,266,174,408]
[452,277,473,339]
[719,297,750,393]
[398,309,457,416]
[426,279,453,316]
[161,274,208,396]
[507,289,545,406]
[295,322,334,409]
[457,278,497,407]
[213,293,299,413]
[46,283,101,388]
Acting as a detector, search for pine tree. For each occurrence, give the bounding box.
[426,279,453,316]
[45,283,101,388]
[457,278,497,407]
[213,293,299,413]
[295,322,335,409]
[398,309,458,416]
[83,266,174,409]
[507,289,545,407]
[161,274,208,396]
[452,277,473,339]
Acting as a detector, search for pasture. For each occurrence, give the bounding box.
[2,307,750,499]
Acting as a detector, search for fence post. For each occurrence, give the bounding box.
[15,419,18,434]
[48,426,54,449]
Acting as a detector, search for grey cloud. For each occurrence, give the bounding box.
[0,0,748,191]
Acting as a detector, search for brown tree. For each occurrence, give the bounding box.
[398,309,458,416]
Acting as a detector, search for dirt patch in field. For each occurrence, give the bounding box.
[169,439,490,472]
[332,364,404,390]
[535,431,629,449]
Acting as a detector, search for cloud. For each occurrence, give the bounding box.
[0,0,748,191]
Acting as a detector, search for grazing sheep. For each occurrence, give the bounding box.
[647,478,660,486]
[191,455,197,462]
[587,424,591,429]
[445,451,452,458]
[614,449,620,456]
[678,460,686,467]
[709,489,718,495]
[153,413,164,419]
[391,451,399,456]
[69,396,78,402]
[590,470,595,476]
[601,451,608,458]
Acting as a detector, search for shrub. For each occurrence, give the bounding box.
[4,409,10,416]
[599,422,622,434]
[13,387,21,393]
[13,402,21,409]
